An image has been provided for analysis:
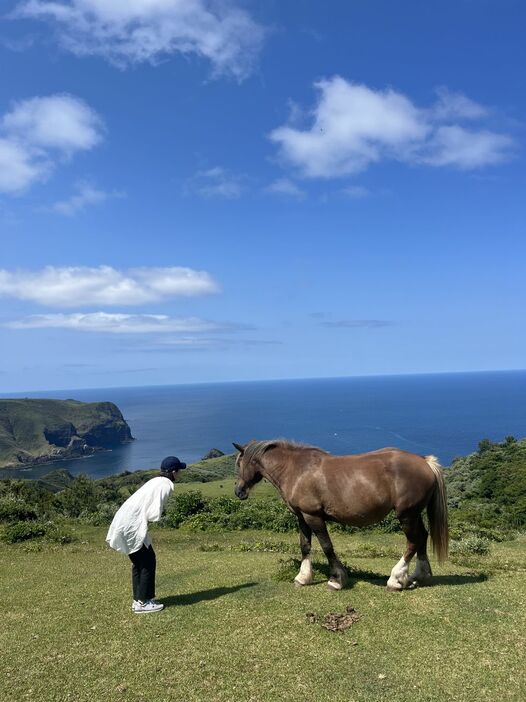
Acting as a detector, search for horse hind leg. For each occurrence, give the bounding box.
[408,515,432,588]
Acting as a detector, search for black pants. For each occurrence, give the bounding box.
[129,544,156,602]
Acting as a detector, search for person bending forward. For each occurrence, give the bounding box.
[106,456,186,613]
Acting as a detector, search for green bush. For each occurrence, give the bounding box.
[55,475,102,518]
[0,496,38,522]
[450,536,491,557]
[1,519,75,544]
[84,502,119,526]
[42,521,75,544]
[163,490,209,528]
[2,521,47,543]
[168,492,297,532]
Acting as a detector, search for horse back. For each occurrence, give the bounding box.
[287,448,436,526]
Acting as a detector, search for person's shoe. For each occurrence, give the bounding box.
[134,600,164,614]
[132,600,141,612]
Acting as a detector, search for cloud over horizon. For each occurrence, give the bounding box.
[0,265,220,306]
[6,312,227,333]
[320,319,392,329]
[0,94,103,194]
[270,77,514,178]
[13,0,266,81]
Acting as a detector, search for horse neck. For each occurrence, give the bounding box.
[259,449,289,491]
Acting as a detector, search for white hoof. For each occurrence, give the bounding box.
[387,557,409,591]
[386,575,404,591]
[294,559,313,587]
[327,579,342,591]
[294,577,311,587]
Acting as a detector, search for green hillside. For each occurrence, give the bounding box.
[446,436,526,528]
[0,399,133,468]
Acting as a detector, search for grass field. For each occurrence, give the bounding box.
[2,524,525,702]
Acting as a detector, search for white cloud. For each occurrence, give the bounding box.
[187,166,246,198]
[270,77,514,178]
[0,265,219,307]
[3,94,103,152]
[14,0,265,81]
[0,94,104,194]
[423,126,514,169]
[320,319,392,328]
[431,87,488,121]
[0,137,45,194]
[341,185,370,199]
[50,181,125,216]
[6,312,223,333]
[265,178,305,199]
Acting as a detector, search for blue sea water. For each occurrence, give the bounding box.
[3,370,526,479]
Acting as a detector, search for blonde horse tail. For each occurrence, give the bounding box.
[425,455,449,563]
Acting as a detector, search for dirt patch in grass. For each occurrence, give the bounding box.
[306,605,360,632]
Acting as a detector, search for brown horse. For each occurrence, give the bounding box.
[233,439,449,591]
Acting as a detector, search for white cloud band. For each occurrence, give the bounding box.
[0,265,220,306]
[6,312,223,333]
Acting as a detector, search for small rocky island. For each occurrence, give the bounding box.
[0,398,133,469]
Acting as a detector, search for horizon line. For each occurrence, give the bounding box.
[2,367,525,397]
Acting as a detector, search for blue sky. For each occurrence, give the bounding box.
[0,0,525,392]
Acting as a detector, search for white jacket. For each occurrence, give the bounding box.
[106,476,174,555]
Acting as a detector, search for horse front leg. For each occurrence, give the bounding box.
[294,514,313,587]
[303,513,347,591]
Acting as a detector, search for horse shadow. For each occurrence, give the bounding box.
[161,582,257,608]
[313,562,488,588]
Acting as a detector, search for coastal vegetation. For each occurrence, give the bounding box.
[1,437,524,544]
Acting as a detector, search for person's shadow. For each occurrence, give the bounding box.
[161,582,257,608]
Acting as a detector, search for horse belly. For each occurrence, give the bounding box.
[329,503,392,528]
[322,479,392,527]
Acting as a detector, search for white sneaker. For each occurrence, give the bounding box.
[132,600,140,612]
[134,600,164,614]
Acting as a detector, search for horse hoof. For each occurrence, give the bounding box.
[327,579,342,591]
[385,584,403,593]
[294,577,313,587]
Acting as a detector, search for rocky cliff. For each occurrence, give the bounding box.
[0,399,133,469]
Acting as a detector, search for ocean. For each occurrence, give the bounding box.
[3,370,526,480]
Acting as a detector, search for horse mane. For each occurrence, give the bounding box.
[244,438,328,464]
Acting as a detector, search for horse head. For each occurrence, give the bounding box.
[232,440,267,499]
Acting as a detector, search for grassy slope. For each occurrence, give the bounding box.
[2,528,525,702]
[0,399,130,468]
[94,454,238,499]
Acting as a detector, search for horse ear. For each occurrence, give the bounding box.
[232,442,245,453]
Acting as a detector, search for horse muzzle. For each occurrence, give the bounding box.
[235,484,248,500]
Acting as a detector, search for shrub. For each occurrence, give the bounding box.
[43,521,75,544]
[2,521,47,543]
[163,491,209,528]
[1,519,75,544]
[0,496,38,523]
[450,536,491,557]
[85,502,119,526]
[56,475,102,518]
